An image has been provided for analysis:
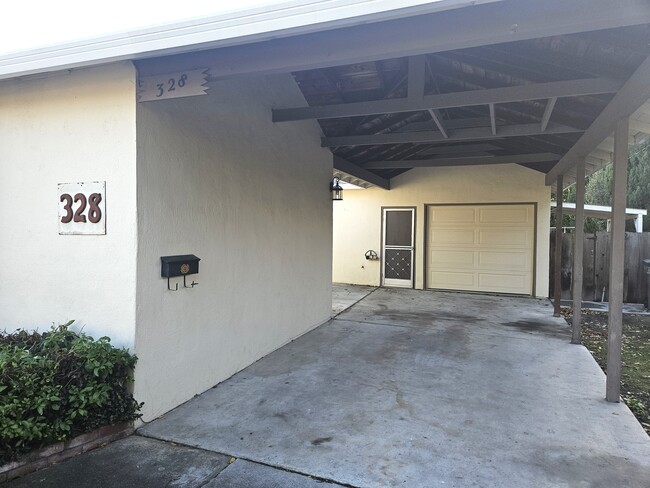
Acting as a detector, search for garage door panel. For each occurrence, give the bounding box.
[478,229,531,247]
[478,251,531,271]
[427,204,534,295]
[478,273,529,293]
[429,207,476,223]
[429,250,475,268]
[479,206,531,224]
[428,271,476,288]
[429,229,476,245]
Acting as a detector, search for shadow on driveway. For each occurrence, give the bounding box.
[12,288,650,487]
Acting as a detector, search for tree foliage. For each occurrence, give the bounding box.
[555,139,650,232]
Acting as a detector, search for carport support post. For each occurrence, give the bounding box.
[606,117,629,403]
[571,160,586,344]
[553,175,563,317]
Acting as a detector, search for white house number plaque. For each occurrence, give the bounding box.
[138,69,209,102]
[58,181,106,235]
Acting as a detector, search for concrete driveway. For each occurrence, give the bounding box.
[137,287,650,487]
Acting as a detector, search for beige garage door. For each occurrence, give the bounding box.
[426,204,535,295]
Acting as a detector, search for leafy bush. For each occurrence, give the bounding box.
[0,322,142,462]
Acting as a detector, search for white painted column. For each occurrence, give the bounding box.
[635,214,643,233]
[554,175,564,317]
[606,118,629,403]
[572,160,586,344]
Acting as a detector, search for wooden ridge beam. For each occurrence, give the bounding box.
[417,143,500,156]
[322,122,582,147]
[363,153,560,169]
[274,78,623,122]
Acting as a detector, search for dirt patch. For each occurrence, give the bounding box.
[563,309,650,436]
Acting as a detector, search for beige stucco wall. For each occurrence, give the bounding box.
[0,63,138,348]
[135,74,333,420]
[333,165,551,297]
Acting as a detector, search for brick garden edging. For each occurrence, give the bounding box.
[0,422,133,483]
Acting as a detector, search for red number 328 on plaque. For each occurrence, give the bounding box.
[58,181,106,235]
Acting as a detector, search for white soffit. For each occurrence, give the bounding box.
[0,0,500,80]
[333,170,373,189]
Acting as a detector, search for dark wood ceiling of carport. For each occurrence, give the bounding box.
[274,25,650,186]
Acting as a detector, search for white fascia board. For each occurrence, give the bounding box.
[0,0,500,80]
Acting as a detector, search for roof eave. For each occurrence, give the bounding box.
[0,0,499,81]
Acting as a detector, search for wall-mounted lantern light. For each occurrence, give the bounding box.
[330,177,343,201]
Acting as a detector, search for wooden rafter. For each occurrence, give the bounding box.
[546,54,650,185]
[407,55,426,99]
[428,109,449,138]
[489,103,497,135]
[540,97,558,132]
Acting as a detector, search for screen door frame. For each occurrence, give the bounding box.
[381,207,416,288]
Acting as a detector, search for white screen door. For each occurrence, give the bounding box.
[382,208,415,288]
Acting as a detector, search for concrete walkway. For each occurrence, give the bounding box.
[332,283,376,316]
[11,287,650,487]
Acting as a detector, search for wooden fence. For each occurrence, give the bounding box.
[549,231,650,304]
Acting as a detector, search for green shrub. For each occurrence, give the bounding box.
[0,322,143,462]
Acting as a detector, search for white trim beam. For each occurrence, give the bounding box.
[541,97,558,132]
[274,78,623,122]
[322,122,581,147]
[363,153,560,169]
[428,109,449,138]
[333,156,390,190]
[489,103,497,135]
[135,0,650,83]
[551,202,647,221]
[546,54,650,185]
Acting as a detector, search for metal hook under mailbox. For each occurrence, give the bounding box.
[183,275,198,289]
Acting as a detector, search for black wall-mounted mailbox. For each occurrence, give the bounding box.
[161,255,200,278]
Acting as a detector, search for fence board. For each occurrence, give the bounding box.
[550,231,650,305]
[594,231,610,302]
[583,234,596,301]
[626,233,640,302]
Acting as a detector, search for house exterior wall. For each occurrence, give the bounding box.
[135,74,333,420]
[0,63,138,348]
[333,165,551,297]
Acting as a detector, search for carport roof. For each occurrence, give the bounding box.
[2,0,650,189]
